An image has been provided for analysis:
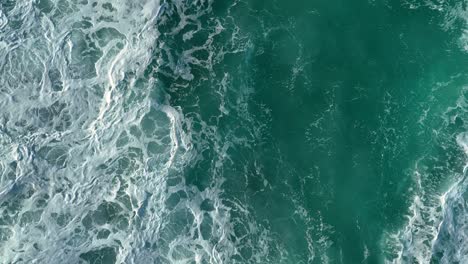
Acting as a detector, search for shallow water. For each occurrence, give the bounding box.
[0,0,467,263]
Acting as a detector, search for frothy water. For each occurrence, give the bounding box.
[0,0,274,263]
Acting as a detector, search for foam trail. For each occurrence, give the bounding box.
[428,133,468,263]
[0,0,278,263]
[384,129,468,264]
[0,0,179,262]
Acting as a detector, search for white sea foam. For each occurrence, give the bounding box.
[384,109,468,264]
[0,0,281,263]
[429,134,468,264]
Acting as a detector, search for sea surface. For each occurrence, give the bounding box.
[0,0,468,263]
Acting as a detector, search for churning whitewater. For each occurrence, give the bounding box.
[1,0,468,263]
[0,0,270,262]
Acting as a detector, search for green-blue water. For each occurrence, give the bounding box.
[0,0,468,263]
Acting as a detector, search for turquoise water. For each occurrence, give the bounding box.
[0,0,468,263]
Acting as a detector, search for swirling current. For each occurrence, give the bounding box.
[0,0,468,263]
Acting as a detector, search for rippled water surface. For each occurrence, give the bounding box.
[0,0,468,263]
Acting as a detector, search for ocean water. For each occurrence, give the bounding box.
[0,0,468,263]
